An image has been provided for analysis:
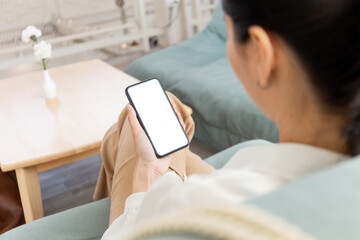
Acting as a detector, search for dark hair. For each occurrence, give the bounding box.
[223,0,360,155]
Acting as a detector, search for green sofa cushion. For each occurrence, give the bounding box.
[250,156,360,240]
[125,3,278,151]
[206,0,227,40]
[1,198,110,240]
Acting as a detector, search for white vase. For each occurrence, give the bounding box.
[42,70,57,99]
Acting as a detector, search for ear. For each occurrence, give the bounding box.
[248,26,275,88]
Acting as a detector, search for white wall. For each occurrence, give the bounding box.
[0,0,215,70]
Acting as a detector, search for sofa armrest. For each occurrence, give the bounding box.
[249,157,360,240]
[1,198,110,240]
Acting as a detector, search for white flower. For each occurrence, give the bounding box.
[21,25,42,43]
[33,41,52,60]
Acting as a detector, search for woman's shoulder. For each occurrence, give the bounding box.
[224,142,348,181]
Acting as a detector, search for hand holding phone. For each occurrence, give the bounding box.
[125,78,189,192]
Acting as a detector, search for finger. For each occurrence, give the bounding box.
[171,103,183,120]
[176,111,185,129]
[172,103,182,118]
[127,104,142,135]
[172,103,185,129]
[171,102,178,112]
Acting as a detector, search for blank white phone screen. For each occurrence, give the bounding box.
[127,79,189,157]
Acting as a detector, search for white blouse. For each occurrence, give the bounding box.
[102,143,347,239]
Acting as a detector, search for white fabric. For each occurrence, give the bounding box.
[102,143,347,239]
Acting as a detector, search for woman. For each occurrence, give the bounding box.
[95,0,359,238]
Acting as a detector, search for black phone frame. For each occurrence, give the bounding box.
[125,78,189,158]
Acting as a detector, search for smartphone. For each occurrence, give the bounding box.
[125,78,189,158]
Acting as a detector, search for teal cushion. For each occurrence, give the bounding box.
[250,157,360,240]
[125,2,278,151]
[206,0,227,40]
[1,198,110,240]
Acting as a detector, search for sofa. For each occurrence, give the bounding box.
[125,1,278,151]
[3,140,360,240]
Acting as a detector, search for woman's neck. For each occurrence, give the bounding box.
[277,107,348,154]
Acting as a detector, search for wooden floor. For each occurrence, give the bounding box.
[39,154,102,216]
[39,140,215,216]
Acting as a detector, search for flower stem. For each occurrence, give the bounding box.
[42,58,47,70]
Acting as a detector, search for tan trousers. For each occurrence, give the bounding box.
[93,92,215,224]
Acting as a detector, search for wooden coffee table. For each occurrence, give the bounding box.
[0,59,139,223]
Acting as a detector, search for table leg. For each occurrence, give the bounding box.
[15,167,44,223]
